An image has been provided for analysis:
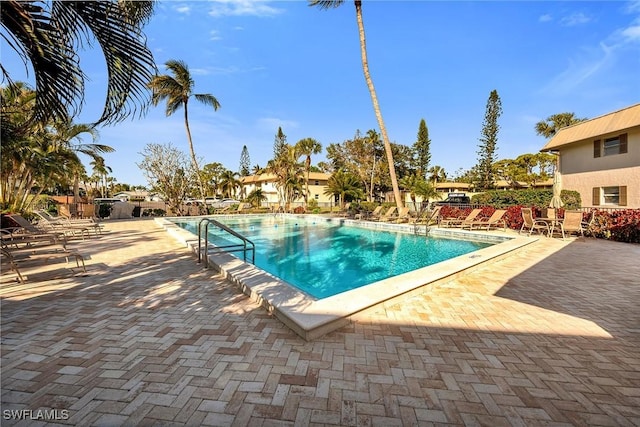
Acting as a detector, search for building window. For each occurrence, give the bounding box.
[314,180,319,185]
[603,186,620,204]
[314,194,319,200]
[594,133,628,158]
[593,186,627,206]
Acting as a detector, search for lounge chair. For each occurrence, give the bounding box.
[520,208,549,236]
[374,206,398,222]
[464,209,507,231]
[393,207,412,223]
[28,212,94,238]
[35,210,103,235]
[1,228,65,249]
[556,210,586,239]
[440,208,482,228]
[410,206,442,226]
[358,205,383,221]
[1,245,86,284]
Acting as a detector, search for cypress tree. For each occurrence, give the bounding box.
[239,145,250,176]
[475,90,502,191]
[273,127,287,159]
[412,118,431,179]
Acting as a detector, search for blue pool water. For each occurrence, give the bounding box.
[175,216,492,299]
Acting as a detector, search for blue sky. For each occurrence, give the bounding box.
[4,1,640,186]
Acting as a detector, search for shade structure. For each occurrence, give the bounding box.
[549,171,564,208]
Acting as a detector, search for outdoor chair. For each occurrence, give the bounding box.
[393,207,412,223]
[374,206,398,222]
[1,245,86,284]
[440,208,482,228]
[30,212,94,238]
[556,210,586,239]
[464,209,507,231]
[358,205,383,221]
[410,206,443,226]
[520,208,549,236]
[35,210,103,235]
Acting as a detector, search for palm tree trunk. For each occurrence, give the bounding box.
[183,102,206,200]
[354,0,402,209]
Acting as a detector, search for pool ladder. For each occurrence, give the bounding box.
[197,218,255,268]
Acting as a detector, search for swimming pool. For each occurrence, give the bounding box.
[174,215,492,298]
[160,214,535,339]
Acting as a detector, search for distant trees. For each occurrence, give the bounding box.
[475,89,502,191]
[148,59,221,201]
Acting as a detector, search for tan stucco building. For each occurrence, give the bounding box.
[541,103,640,209]
[240,172,334,208]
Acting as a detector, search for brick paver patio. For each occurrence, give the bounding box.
[1,218,639,426]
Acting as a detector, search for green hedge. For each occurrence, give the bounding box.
[471,189,581,210]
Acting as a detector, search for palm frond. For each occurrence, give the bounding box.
[194,94,221,110]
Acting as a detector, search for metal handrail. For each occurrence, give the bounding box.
[197,218,255,268]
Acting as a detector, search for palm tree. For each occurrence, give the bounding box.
[324,169,364,209]
[266,145,305,211]
[148,59,221,200]
[295,137,322,208]
[1,1,156,125]
[219,170,240,198]
[90,157,112,198]
[246,188,267,208]
[427,165,447,185]
[535,113,587,138]
[309,0,403,210]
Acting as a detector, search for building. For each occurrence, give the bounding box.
[240,172,335,208]
[540,103,640,209]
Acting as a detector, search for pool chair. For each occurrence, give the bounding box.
[440,208,482,228]
[30,212,96,238]
[35,210,103,235]
[520,208,549,236]
[410,206,442,226]
[374,206,398,222]
[393,207,412,223]
[1,245,86,284]
[464,209,507,231]
[357,205,383,221]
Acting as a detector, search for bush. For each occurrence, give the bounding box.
[588,209,640,243]
[472,189,581,210]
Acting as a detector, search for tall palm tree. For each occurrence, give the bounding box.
[1,1,156,125]
[91,157,112,198]
[148,59,221,200]
[309,0,403,209]
[295,137,322,208]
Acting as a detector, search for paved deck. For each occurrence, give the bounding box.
[1,218,639,426]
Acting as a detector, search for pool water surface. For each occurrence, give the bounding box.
[176,216,492,299]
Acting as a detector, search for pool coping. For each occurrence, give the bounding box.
[156,214,538,340]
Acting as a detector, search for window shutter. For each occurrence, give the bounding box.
[619,186,627,206]
[593,140,601,158]
[619,134,628,154]
[592,187,600,206]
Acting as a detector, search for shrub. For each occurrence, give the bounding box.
[472,189,581,210]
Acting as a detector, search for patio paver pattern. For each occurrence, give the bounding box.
[1,218,639,426]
